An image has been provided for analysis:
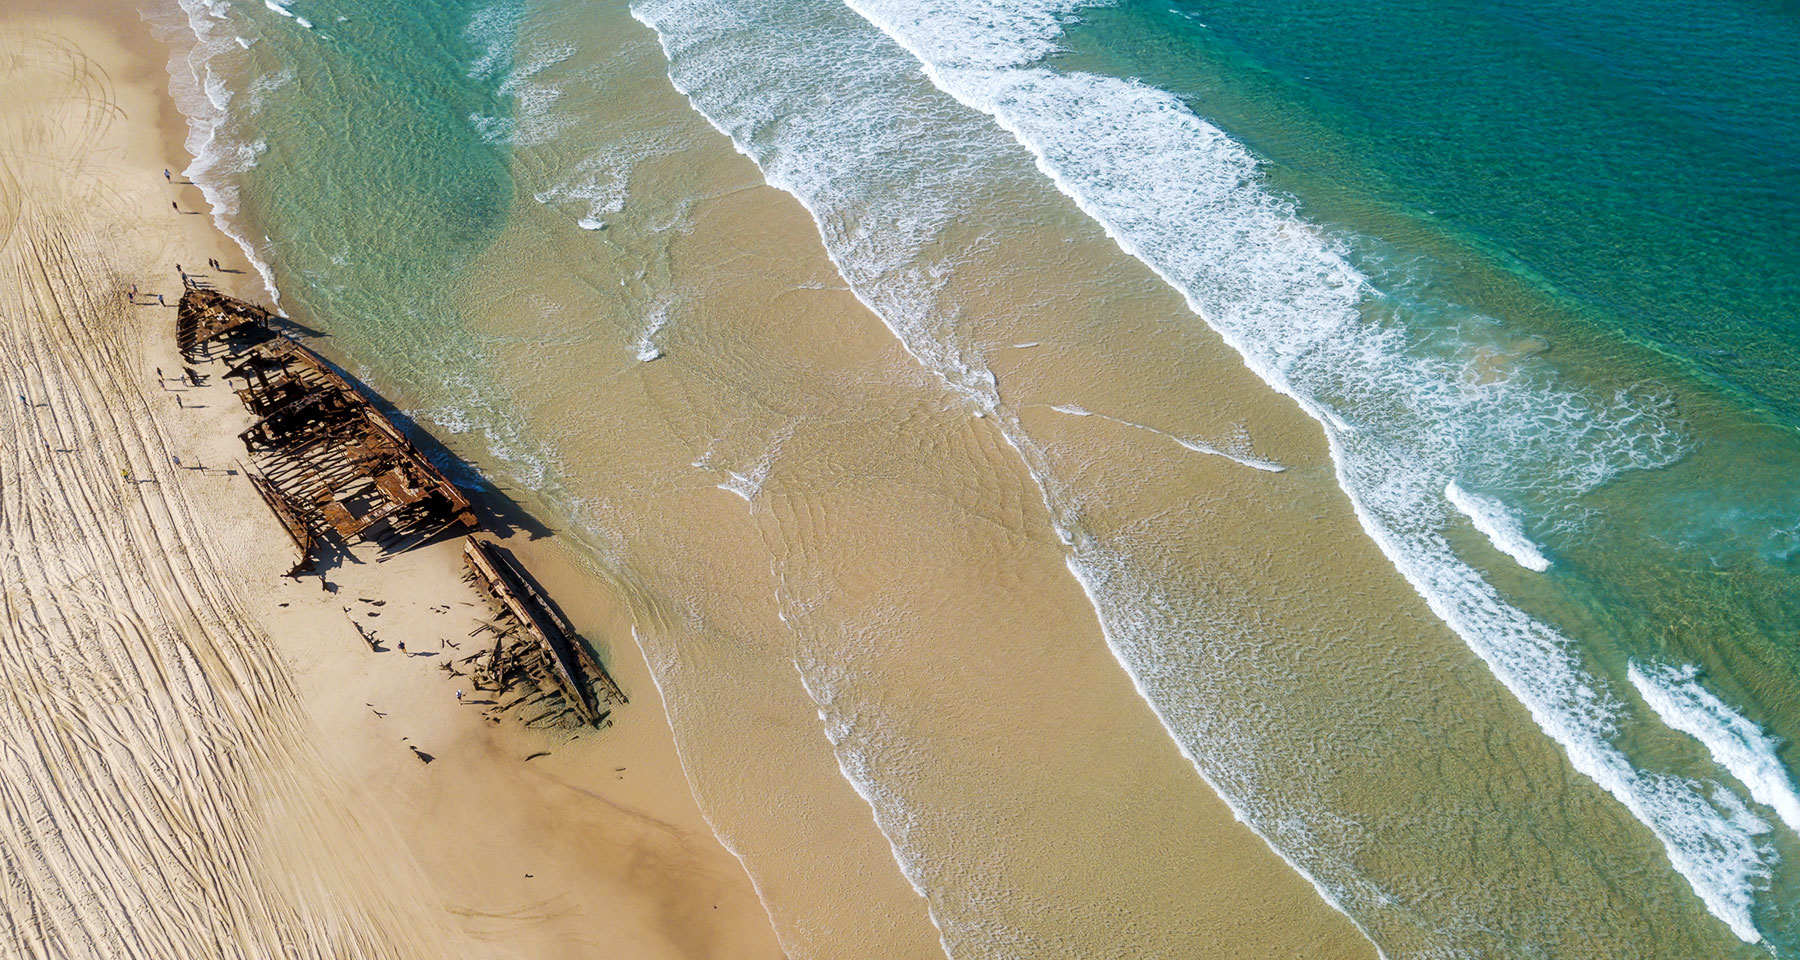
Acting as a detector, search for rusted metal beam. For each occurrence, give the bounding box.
[177,288,276,358]
[463,537,601,725]
[244,466,315,574]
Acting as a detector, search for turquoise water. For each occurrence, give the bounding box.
[1081,0,1800,859]
[1093,0,1800,425]
[152,0,1800,954]
[1057,0,1800,941]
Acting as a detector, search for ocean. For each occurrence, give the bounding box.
[147,0,1800,955]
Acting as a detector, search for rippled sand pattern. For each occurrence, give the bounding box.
[0,25,446,959]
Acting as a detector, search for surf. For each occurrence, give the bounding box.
[839,0,1785,941]
[725,0,1782,944]
[1444,481,1550,572]
[148,0,1800,951]
[145,0,284,305]
[1632,662,1800,838]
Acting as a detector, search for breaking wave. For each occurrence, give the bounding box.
[629,0,1783,944]
[838,0,1782,944]
[144,0,284,303]
[1445,481,1551,572]
[1632,662,1800,837]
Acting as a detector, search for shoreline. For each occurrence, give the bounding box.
[29,0,1789,953]
[0,2,788,956]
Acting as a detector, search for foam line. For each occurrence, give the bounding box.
[144,0,285,306]
[1046,403,1285,472]
[627,0,1774,946]
[1445,481,1551,571]
[627,1,1400,952]
[1631,662,1800,837]
[631,627,806,960]
[840,0,1769,943]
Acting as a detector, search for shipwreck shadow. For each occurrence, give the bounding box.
[197,309,554,583]
[484,541,614,698]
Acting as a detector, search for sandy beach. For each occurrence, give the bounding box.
[7,0,1767,955]
[0,0,1775,951]
[0,3,785,956]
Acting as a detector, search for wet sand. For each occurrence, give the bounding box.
[407,9,1392,954]
[370,3,1747,954]
[0,4,783,956]
[1,0,1748,956]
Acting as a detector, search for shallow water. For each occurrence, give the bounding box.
[151,0,1800,955]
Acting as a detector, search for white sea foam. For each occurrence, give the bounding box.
[1445,481,1551,571]
[471,61,574,147]
[628,627,803,960]
[708,429,786,506]
[487,43,579,145]
[465,22,585,169]
[464,0,525,82]
[531,138,671,231]
[717,474,756,501]
[1631,662,1800,837]
[146,0,285,305]
[791,661,956,960]
[635,302,670,361]
[246,65,294,112]
[1060,554,1392,957]
[522,45,694,232]
[1047,403,1285,473]
[631,0,1780,948]
[622,0,1482,953]
[411,359,561,490]
[631,6,1044,954]
[841,0,1772,944]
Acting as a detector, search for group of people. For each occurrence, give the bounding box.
[125,282,166,307]
[128,255,231,307]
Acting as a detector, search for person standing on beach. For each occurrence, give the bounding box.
[455,689,464,704]
[157,294,165,306]
[163,169,170,181]
[398,641,407,656]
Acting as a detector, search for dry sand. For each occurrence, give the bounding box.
[0,3,784,956]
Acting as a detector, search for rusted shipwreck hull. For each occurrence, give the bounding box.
[463,537,627,727]
[179,287,625,729]
[181,289,476,571]
[177,287,278,359]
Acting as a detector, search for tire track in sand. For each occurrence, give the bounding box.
[0,24,474,960]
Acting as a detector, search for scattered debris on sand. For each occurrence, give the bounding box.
[178,286,621,729]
